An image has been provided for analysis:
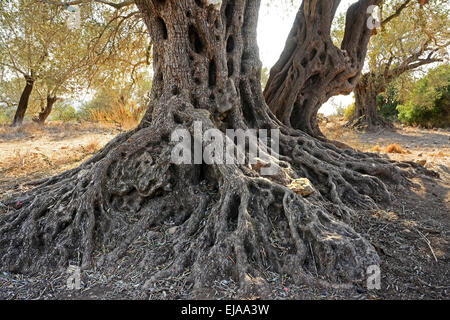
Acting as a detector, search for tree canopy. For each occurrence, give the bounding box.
[348,0,449,128]
[0,0,150,125]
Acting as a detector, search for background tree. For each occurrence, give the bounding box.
[0,0,429,296]
[349,0,449,129]
[0,0,150,126]
[0,0,53,126]
[34,4,151,124]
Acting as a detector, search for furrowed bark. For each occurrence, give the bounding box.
[264,0,381,138]
[34,95,58,125]
[350,75,392,129]
[11,75,35,127]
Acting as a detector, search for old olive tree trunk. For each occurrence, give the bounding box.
[264,0,381,138]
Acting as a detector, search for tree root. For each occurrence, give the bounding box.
[346,114,394,132]
[0,97,428,296]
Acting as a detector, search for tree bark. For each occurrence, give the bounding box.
[264,0,381,139]
[34,95,58,125]
[11,75,35,127]
[0,0,427,297]
[355,82,378,123]
[350,79,391,129]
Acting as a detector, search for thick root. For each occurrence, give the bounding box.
[0,97,424,296]
[346,114,394,131]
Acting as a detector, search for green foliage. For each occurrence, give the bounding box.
[50,103,79,122]
[397,64,450,128]
[344,103,356,121]
[331,13,345,47]
[333,104,347,118]
[367,0,449,74]
[377,85,400,120]
[0,1,151,123]
[0,107,13,125]
[0,76,23,124]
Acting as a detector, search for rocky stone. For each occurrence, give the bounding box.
[168,227,178,235]
[288,178,316,197]
[416,159,427,166]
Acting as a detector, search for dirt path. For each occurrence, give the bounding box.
[321,119,450,299]
[322,119,450,183]
[0,122,119,198]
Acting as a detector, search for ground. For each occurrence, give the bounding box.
[0,120,448,300]
[0,122,119,198]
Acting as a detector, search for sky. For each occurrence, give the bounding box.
[257,0,356,115]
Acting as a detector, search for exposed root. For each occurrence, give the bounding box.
[0,96,428,296]
[346,114,394,132]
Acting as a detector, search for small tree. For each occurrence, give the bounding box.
[0,1,52,126]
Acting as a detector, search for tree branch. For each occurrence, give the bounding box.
[381,0,412,27]
[368,48,442,94]
[341,0,383,61]
[387,55,442,80]
[41,0,135,10]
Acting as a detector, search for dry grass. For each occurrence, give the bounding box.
[370,143,412,154]
[86,99,145,130]
[321,119,375,151]
[81,140,100,154]
[385,143,408,154]
[370,145,383,153]
[0,122,118,197]
[0,121,117,141]
[1,149,53,176]
[0,122,43,139]
[426,151,450,158]
[0,141,100,179]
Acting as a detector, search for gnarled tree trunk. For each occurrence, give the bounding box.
[33,95,58,125]
[264,0,381,139]
[0,0,425,297]
[349,78,391,130]
[11,75,35,127]
[355,82,378,124]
